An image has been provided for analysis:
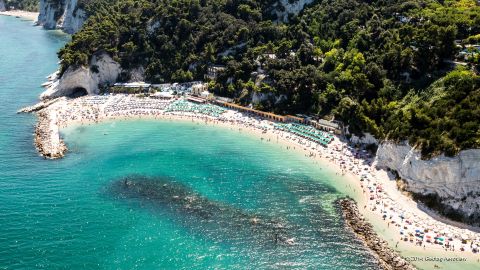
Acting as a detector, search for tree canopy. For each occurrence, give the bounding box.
[57,0,480,158]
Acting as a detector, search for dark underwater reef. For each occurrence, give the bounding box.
[107,175,295,246]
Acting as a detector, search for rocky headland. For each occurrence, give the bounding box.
[37,0,86,34]
[40,53,121,100]
[376,142,480,226]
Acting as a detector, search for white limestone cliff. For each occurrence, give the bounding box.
[37,0,86,34]
[38,0,61,29]
[40,53,121,100]
[252,92,286,105]
[60,0,87,34]
[0,0,6,12]
[376,142,480,224]
[350,133,378,145]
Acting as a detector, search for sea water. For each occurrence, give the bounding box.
[0,16,380,269]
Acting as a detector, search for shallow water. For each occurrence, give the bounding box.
[0,16,382,269]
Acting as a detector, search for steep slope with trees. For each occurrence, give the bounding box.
[4,0,39,11]
[55,0,480,158]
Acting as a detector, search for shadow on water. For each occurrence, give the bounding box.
[105,175,296,247]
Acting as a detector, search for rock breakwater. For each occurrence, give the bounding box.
[18,98,61,113]
[34,108,67,159]
[339,198,416,270]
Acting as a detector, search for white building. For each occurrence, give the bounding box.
[192,83,209,96]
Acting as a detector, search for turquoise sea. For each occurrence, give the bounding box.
[0,16,381,269]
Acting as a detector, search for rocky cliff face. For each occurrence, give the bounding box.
[350,133,378,145]
[40,53,121,100]
[38,0,86,34]
[0,0,6,12]
[61,0,86,34]
[273,0,315,22]
[376,142,480,225]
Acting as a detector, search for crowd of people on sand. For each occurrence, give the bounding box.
[328,143,480,255]
[40,93,480,256]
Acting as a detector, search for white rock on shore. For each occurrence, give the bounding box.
[37,0,86,34]
[350,132,378,145]
[0,0,6,12]
[34,102,68,159]
[59,0,87,34]
[40,53,121,100]
[376,142,480,224]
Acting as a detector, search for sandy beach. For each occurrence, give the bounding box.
[24,94,480,269]
[0,10,38,21]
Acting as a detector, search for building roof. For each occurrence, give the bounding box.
[217,101,285,119]
[208,65,226,71]
[187,96,206,103]
[114,82,151,88]
[152,92,173,98]
[285,115,304,121]
[316,119,340,129]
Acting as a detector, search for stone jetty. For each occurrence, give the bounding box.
[17,97,62,113]
[34,108,67,159]
[339,198,416,270]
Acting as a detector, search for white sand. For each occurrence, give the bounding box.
[0,10,38,21]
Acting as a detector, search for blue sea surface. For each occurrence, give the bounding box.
[0,16,380,269]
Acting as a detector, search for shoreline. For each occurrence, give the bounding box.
[0,10,39,21]
[339,198,415,270]
[22,94,480,269]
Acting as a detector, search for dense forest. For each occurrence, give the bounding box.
[52,0,480,157]
[5,0,38,11]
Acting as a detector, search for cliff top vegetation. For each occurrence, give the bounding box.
[47,0,480,157]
